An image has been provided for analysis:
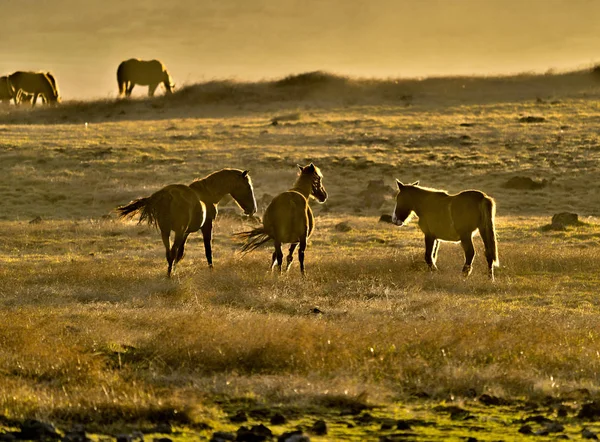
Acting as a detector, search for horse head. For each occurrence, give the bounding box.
[392,180,419,226]
[230,170,257,216]
[298,163,327,203]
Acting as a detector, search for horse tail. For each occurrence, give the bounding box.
[117,62,126,96]
[116,195,164,228]
[236,227,272,253]
[479,196,499,267]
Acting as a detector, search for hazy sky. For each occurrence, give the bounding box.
[1,0,599,99]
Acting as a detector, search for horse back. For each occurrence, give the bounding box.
[450,190,490,234]
[263,191,310,243]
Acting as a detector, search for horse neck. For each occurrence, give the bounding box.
[407,188,428,216]
[290,174,313,199]
[190,170,237,203]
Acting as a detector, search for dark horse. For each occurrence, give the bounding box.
[117,59,174,97]
[8,71,60,106]
[392,181,499,280]
[116,169,257,277]
[238,163,327,275]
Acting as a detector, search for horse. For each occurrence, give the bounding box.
[116,169,257,277]
[392,181,499,280]
[238,163,327,275]
[0,76,16,104]
[117,59,174,98]
[8,71,60,106]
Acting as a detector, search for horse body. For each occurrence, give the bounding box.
[117,59,174,97]
[239,163,327,275]
[8,71,60,106]
[392,181,498,280]
[117,169,256,277]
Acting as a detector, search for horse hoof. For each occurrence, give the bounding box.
[462,265,472,277]
[208,264,214,270]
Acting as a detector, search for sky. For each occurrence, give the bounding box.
[1,0,599,99]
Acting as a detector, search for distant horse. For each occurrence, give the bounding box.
[8,71,60,106]
[0,76,16,104]
[392,181,499,280]
[117,59,174,97]
[116,169,256,277]
[238,163,327,275]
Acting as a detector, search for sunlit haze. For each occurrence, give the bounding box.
[2,0,599,99]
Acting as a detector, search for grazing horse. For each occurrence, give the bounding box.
[117,59,174,97]
[0,76,16,104]
[392,181,499,280]
[116,169,257,277]
[8,71,60,106]
[238,163,328,275]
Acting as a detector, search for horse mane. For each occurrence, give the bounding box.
[404,183,450,195]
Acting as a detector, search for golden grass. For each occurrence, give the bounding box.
[1,76,600,433]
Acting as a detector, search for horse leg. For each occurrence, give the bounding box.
[200,219,214,269]
[126,83,134,97]
[460,233,475,277]
[161,230,174,277]
[148,84,158,97]
[285,243,298,271]
[424,235,438,271]
[273,241,283,273]
[432,240,440,268]
[170,231,186,275]
[298,238,307,276]
[32,94,39,107]
[175,232,190,264]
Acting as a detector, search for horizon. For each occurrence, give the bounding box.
[1,0,599,99]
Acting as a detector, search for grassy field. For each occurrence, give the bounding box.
[1,71,600,440]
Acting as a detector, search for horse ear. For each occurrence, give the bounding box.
[411,180,419,186]
[241,170,248,178]
[396,179,404,190]
[297,164,304,172]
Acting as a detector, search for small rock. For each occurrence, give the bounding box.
[519,116,546,123]
[236,424,272,442]
[334,221,352,232]
[578,401,600,420]
[502,176,547,190]
[62,425,91,442]
[310,307,323,315]
[210,431,236,442]
[29,216,43,224]
[551,212,580,229]
[459,122,475,127]
[152,438,173,442]
[583,428,599,439]
[478,394,508,406]
[0,434,16,442]
[518,425,533,434]
[277,430,310,442]
[116,435,132,442]
[544,422,565,433]
[229,410,248,423]
[270,412,287,425]
[556,405,569,418]
[19,419,60,440]
[310,419,327,435]
[380,419,396,430]
[523,415,553,424]
[152,423,172,434]
[396,420,412,430]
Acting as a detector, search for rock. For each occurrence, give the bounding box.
[583,428,599,439]
[551,212,580,228]
[277,430,310,442]
[334,221,352,232]
[502,176,547,190]
[518,425,533,434]
[310,307,324,314]
[523,415,553,424]
[62,425,91,442]
[459,122,475,127]
[378,214,393,224]
[151,423,172,434]
[310,419,327,436]
[152,438,172,442]
[396,420,412,430]
[578,401,600,420]
[544,422,565,433]
[116,435,132,442]
[450,409,472,421]
[518,116,546,123]
[556,405,569,418]
[209,431,236,442]
[355,413,376,424]
[229,410,248,423]
[270,412,287,425]
[235,424,273,442]
[18,419,60,440]
[29,216,43,224]
[478,394,508,406]
[0,434,16,442]
[380,419,396,430]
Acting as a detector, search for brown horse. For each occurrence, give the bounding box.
[238,163,327,275]
[0,76,16,104]
[8,71,60,106]
[117,169,256,277]
[392,181,499,280]
[117,59,174,97]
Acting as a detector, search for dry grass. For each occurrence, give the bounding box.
[1,72,600,434]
